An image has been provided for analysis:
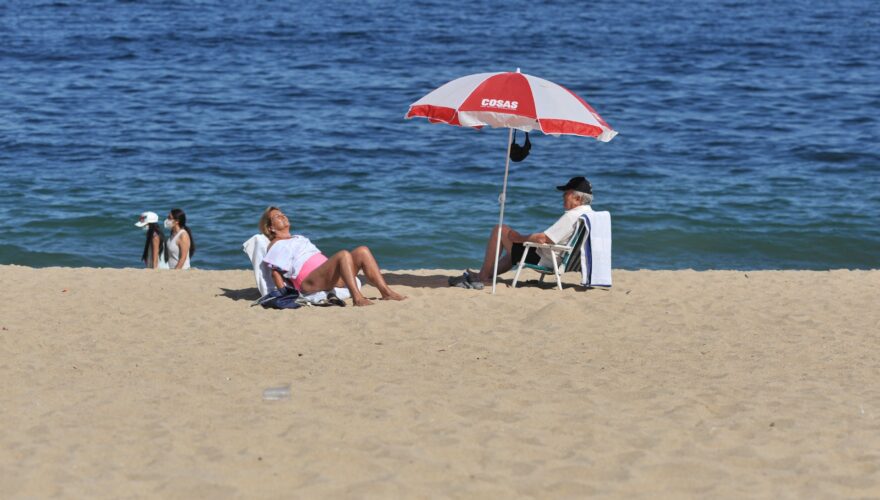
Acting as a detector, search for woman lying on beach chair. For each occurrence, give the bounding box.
[259,206,406,307]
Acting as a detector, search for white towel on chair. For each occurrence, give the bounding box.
[243,234,274,296]
[242,234,361,302]
[580,211,612,287]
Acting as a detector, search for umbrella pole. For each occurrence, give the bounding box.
[491,128,515,294]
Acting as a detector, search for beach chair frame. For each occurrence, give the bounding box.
[511,219,587,291]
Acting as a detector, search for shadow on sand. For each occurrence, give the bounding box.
[215,276,597,300]
[382,272,593,291]
[508,278,594,291]
[381,272,452,289]
[217,287,262,301]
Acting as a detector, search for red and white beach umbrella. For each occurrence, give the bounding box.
[406,70,617,140]
[406,69,617,293]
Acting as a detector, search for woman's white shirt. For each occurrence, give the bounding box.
[167,230,191,269]
[262,236,320,280]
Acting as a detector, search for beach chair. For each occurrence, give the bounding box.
[511,218,588,290]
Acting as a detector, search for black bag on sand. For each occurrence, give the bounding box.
[252,286,303,309]
[251,286,346,309]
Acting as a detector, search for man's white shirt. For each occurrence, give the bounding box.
[536,205,593,267]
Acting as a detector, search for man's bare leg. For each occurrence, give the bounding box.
[478,224,516,282]
[301,250,374,306]
[350,246,406,301]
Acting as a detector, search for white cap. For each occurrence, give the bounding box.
[135,211,159,227]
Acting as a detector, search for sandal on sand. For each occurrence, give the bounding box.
[311,291,346,307]
[448,272,471,288]
[465,269,484,290]
[326,291,346,307]
[448,270,484,290]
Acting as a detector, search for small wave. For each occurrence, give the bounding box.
[22,213,115,229]
[801,91,836,101]
[336,31,371,39]
[815,164,875,175]
[106,35,136,43]
[0,244,98,267]
[601,169,667,180]
[842,116,875,125]
[108,52,137,61]
[796,149,874,164]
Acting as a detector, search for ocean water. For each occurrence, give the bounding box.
[0,0,878,270]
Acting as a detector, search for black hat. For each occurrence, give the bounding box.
[509,131,531,162]
[556,176,592,194]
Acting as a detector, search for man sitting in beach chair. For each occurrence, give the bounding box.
[449,176,597,290]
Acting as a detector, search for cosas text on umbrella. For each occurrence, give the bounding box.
[481,99,519,110]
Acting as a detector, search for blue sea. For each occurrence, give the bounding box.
[1,0,878,270]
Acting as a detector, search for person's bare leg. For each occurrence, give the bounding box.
[301,250,374,306]
[350,246,406,301]
[478,224,515,282]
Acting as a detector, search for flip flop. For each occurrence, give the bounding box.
[448,271,484,290]
[465,269,485,290]
[448,272,472,288]
[326,291,347,307]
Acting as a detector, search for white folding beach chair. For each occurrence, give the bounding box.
[511,218,587,291]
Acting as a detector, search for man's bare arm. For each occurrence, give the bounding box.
[527,233,554,244]
[509,229,553,245]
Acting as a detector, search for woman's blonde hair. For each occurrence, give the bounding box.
[259,206,281,239]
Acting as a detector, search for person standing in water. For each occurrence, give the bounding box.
[135,211,166,269]
[164,208,195,270]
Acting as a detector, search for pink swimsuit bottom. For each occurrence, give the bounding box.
[292,253,328,291]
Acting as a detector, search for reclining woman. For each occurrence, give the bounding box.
[259,206,406,306]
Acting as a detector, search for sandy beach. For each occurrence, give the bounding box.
[1,265,878,498]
